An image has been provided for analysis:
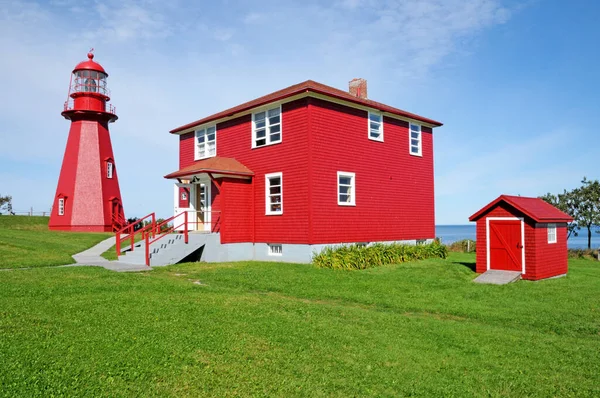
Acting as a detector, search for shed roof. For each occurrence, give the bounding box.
[164,157,254,179]
[170,80,443,134]
[469,195,573,223]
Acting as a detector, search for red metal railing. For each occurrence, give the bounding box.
[115,213,156,256]
[63,99,116,115]
[144,212,189,266]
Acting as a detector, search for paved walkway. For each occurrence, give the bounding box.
[67,236,150,272]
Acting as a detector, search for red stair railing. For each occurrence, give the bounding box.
[144,211,188,266]
[115,213,156,256]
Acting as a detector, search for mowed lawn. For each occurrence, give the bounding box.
[0,216,111,268]
[0,254,599,397]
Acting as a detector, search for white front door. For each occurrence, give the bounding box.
[192,178,211,232]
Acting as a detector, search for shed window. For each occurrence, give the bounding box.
[265,172,283,215]
[253,106,281,148]
[107,161,114,179]
[369,112,383,141]
[338,172,356,206]
[195,126,216,159]
[548,223,557,244]
[409,123,422,156]
[58,198,65,216]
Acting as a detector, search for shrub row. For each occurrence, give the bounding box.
[312,242,448,270]
[568,248,598,260]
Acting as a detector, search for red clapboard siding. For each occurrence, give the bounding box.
[529,223,568,280]
[309,98,435,243]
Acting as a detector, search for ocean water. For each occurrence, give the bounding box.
[436,225,599,250]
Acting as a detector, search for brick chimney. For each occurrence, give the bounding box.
[349,78,367,99]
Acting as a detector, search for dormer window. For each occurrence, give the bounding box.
[368,112,383,141]
[253,106,281,148]
[106,161,114,179]
[195,126,217,160]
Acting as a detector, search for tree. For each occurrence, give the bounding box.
[540,177,600,249]
[573,177,600,249]
[0,195,12,215]
[540,190,578,239]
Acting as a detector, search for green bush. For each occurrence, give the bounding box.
[568,248,598,260]
[447,239,476,253]
[312,241,448,270]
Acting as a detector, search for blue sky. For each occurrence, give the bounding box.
[1,0,598,224]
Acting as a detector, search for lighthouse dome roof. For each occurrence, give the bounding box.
[73,52,107,75]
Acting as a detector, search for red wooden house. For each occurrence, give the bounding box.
[469,195,573,280]
[164,79,443,262]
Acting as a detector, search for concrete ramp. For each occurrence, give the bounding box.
[474,270,522,285]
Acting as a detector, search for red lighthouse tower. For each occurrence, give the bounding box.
[49,52,125,232]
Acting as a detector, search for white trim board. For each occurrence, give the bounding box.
[485,217,526,274]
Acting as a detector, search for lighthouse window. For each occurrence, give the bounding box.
[85,78,97,92]
[107,162,114,179]
[58,198,65,216]
[195,126,217,160]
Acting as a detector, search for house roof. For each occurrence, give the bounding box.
[164,157,254,179]
[469,195,574,223]
[170,80,443,134]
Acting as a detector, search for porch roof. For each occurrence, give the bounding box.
[164,157,254,179]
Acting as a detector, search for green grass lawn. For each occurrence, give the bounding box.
[0,253,598,397]
[0,216,111,268]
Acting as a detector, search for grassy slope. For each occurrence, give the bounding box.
[0,216,111,268]
[0,253,598,397]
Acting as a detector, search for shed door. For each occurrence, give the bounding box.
[489,220,522,272]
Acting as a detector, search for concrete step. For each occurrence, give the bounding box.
[474,270,522,285]
[117,233,211,266]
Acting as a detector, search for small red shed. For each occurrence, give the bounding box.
[469,195,573,281]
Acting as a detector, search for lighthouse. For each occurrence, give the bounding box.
[49,52,125,232]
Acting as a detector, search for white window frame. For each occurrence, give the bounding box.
[548,223,557,244]
[409,123,422,156]
[265,172,283,215]
[368,112,383,142]
[252,106,282,148]
[58,198,65,216]
[106,161,114,179]
[195,125,217,160]
[268,244,283,256]
[337,171,356,206]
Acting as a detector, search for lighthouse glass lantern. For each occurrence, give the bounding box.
[49,51,125,232]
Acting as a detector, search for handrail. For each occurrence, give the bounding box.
[145,212,188,266]
[115,213,156,256]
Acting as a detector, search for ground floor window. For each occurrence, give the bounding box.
[265,172,283,215]
[337,171,356,206]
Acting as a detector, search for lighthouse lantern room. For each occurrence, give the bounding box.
[49,52,125,232]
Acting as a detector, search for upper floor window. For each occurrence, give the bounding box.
[58,198,65,216]
[409,123,422,156]
[107,161,114,179]
[338,172,356,206]
[265,172,283,215]
[253,107,281,148]
[548,223,557,244]
[369,112,383,141]
[195,126,216,160]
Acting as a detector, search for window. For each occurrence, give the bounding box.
[548,223,557,243]
[107,161,114,179]
[268,244,283,256]
[337,172,356,206]
[409,123,422,156]
[265,172,283,215]
[58,198,65,216]
[253,106,281,147]
[195,126,216,159]
[369,112,383,141]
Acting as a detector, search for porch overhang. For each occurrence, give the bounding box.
[164,156,254,180]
